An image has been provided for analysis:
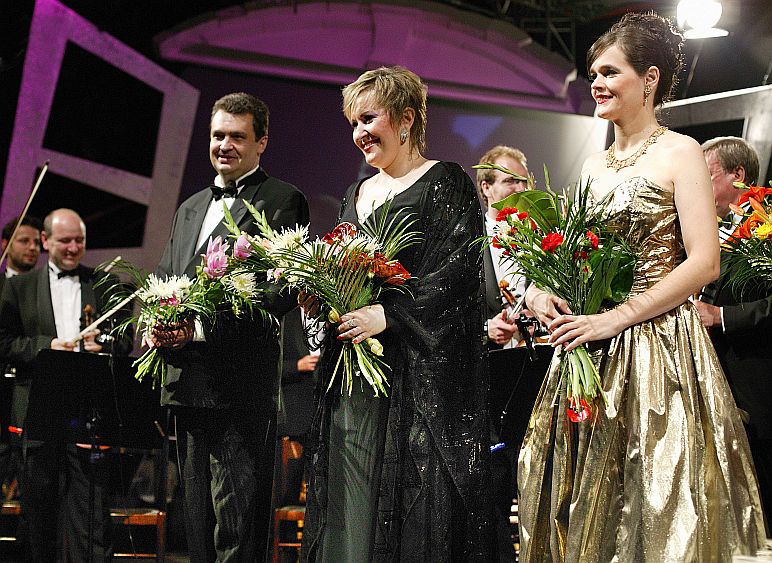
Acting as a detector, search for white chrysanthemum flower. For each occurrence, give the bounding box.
[349,234,381,253]
[139,273,192,302]
[271,224,309,251]
[166,274,193,297]
[224,271,257,298]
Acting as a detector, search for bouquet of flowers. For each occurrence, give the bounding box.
[97,233,273,387]
[475,163,635,422]
[224,200,419,397]
[723,181,772,293]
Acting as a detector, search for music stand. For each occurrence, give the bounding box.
[25,349,121,562]
[488,345,554,453]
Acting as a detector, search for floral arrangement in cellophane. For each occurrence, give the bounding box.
[475,163,635,422]
[723,181,772,293]
[224,199,419,397]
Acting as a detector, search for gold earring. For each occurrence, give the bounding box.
[400,128,408,144]
[643,85,652,106]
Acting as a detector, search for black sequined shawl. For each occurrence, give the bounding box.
[302,162,495,562]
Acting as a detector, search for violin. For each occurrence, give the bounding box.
[498,280,548,360]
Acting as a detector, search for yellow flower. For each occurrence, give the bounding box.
[754,223,772,239]
[366,337,384,356]
[327,308,341,323]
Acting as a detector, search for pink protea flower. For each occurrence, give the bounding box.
[203,236,229,278]
[233,233,252,260]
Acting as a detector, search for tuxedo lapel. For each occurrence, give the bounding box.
[182,169,270,275]
[229,169,268,229]
[180,196,213,276]
[483,246,502,314]
[80,268,97,327]
[36,268,57,336]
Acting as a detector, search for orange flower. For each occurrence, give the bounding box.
[737,186,772,208]
[731,213,763,240]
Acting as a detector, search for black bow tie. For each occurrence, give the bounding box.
[54,266,87,279]
[209,182,239,201]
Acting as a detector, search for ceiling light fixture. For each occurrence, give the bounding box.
[677,0,729,39]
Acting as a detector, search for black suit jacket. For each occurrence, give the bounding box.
[0,265,123,377]
[483,246,505,320]
[156,168,309,410]
[705,256,772,439]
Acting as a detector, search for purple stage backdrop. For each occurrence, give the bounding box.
[178,65,606,236]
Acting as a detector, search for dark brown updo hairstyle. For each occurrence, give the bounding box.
[587,12,684,107]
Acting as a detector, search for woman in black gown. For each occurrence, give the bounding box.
[301,66,495,562]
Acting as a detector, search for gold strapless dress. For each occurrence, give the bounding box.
[518,177,766,562]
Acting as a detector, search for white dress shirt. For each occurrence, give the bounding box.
[195,165,258,251]
[48,262,81,344]
[485,215,527,349]
[193,165,259,341]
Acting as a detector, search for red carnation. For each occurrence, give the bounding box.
[495,207,519,222]
[586,231,599,250]
[492,235,505,249]
[541,232,564,253]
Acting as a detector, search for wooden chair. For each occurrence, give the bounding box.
[110,507,166,560]
[272,437,306,563]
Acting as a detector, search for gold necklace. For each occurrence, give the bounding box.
[606,126,668,172]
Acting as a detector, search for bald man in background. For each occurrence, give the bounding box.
[0,208,129,562]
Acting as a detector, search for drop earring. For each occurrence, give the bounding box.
[399,128,408,144]
[643,85,652,107]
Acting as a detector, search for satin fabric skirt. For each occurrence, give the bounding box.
[315,385,389,562]
[518,303,766,562]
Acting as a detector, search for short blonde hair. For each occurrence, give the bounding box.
[342,66,428,154]
[476,146,528,205]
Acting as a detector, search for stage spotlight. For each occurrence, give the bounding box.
[677,0,729,39]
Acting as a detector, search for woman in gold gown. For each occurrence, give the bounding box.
[518,12,766,562]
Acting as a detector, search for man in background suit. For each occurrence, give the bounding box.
[0,216,42,500]
[151,92,309,562]
[695,136,772,527]
[477,145,533,562]
[0,208,124,562]
[1,216,42,286]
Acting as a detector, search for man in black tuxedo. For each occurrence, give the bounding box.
[0,208,124,561]
[0,215,42,499]
[150,92,309,562]
[695,136,772,526]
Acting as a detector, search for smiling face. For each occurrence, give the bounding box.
[209,110,267,183]
[42,211,85,272]
[589,44,651,121]
[349,92,407,172]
